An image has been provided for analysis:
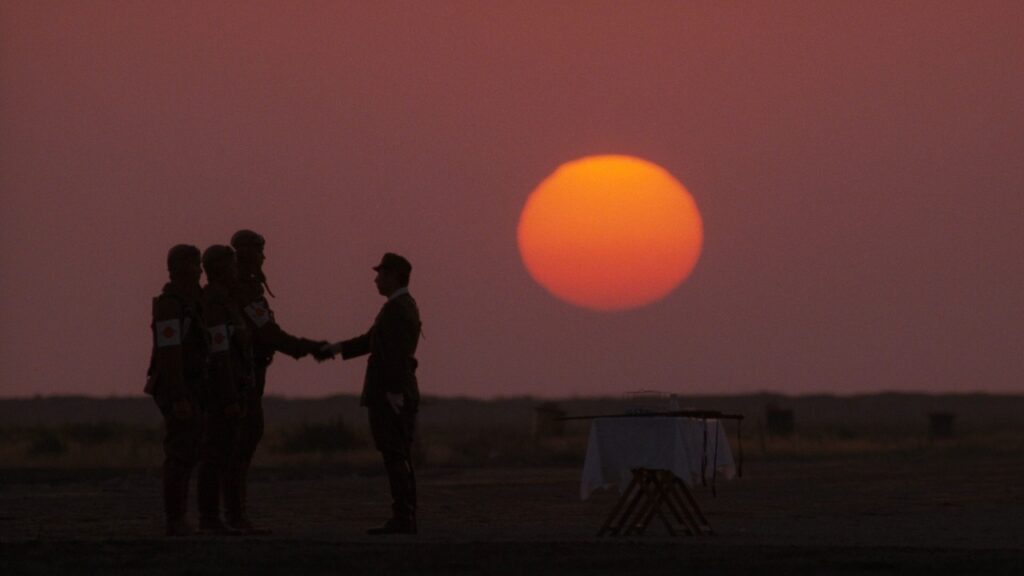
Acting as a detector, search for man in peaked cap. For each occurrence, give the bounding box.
[322,252,422,535]
[227,229,327,533]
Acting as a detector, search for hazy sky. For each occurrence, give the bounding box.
[2,1,1022,399]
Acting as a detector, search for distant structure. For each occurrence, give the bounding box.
[765,404,795,437]
[624,389,673,414]
[533,402,567,438]
[928,412,955,440]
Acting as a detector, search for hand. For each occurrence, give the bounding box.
[387,392,404,414]
[312,341,337,362]
[172,398,193,420]
[296,338,320,360]
[224,402,243,419]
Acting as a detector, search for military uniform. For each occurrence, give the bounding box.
[227,268,317,528]
[197,277,251,531]
[328,253,422,532]
[147,279,206,535]
[222,229,322,530]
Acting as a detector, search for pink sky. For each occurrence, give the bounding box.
[2,1,1022,398]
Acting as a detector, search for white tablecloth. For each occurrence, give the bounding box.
[580,417,736,500]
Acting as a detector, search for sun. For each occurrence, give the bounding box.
[517,155,703,311]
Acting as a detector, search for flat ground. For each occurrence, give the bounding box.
[2,448,1023,575]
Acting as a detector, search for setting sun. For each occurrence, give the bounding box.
[517,155,703,311]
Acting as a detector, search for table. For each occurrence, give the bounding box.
[580,416,736,536]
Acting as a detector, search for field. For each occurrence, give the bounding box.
[1,394,1023,574]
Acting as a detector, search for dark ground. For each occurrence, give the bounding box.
[2,449,1023,575]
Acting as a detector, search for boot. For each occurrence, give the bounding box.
[163,460,193,537]
[224,462,270,535]
[197,460,223,532]
[370,457,416,536]
[385,457,417,522]
[198,516,241,535]
[367,516,417,535]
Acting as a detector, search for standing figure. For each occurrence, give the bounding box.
[228,229,326,533]
[323,252,422,535]
[146,244,207,536]
[197,245,250,533]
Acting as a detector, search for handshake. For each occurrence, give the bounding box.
[302,339,338,363]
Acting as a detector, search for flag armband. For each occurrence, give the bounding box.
[155,319,182,347]
[244,302,272,327]
[208,324,229,353]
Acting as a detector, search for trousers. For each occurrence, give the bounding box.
[368,404,417,520]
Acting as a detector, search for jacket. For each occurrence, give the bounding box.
[339,292,421,410]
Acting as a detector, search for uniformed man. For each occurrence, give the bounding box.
[196,245,249,534]
[322,252,422,535]
[146,244,206,536]
[228,229,326,533]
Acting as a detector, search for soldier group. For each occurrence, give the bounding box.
[147,230,421,536]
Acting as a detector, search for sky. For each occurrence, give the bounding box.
[2,1,1022,399]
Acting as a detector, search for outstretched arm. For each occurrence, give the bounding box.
[242,300,325,360]
[323,331,371,360]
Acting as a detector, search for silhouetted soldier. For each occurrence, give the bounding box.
[196,245,250,534]
[323,252,422,535]
[228,229,325,533]
[146,244,206,536]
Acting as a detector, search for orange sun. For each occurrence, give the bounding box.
[517,155,703,311]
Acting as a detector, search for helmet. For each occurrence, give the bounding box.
[202,245,235,278]
[231,229,265,250]
[166,244,200,274]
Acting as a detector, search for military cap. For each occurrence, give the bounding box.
[202,244,235,276]
[373,252,412,275]
[230,229,265,249]
[166,244,201,273]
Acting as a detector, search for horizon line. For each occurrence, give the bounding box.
[1,390,1022,401]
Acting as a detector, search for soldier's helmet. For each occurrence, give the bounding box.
[202,245,235,278]
[166,244,201,274]
[231,229,265,250]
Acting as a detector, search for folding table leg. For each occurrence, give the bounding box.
[631,470,677,537]
[598,469,714,537]
[598,470,641,536]
[625,471,658,536]
[613,472,652,536]
[651,471,699,536]
[674,477,713,533]
[663,478,701,535]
